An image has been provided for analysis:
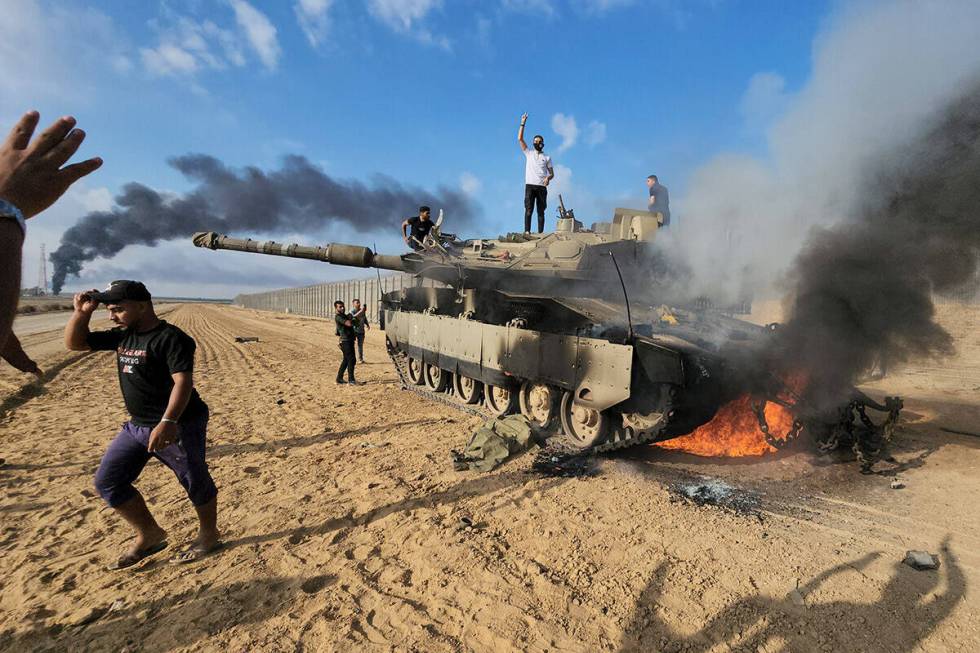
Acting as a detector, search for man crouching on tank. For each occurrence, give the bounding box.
[65,281,220,569]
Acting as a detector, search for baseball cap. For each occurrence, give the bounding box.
[90,280,152,303]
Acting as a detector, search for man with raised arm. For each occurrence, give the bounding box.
[65,281,220,569]
[517,112,554,234]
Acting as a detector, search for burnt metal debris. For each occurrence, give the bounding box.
[193,201,902,467]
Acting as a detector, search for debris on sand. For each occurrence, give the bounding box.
[531,448,599,478]
[890,478,906,490]
[670,477,762,517]
[234,336,260,343]
[903,550,940,570]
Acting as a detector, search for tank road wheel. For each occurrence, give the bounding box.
[407,358,425,385]
[424,364,450,393]
[484,384,516,417]
[559,391,609,450]
[453,374,483,404]
[519,382,559,431]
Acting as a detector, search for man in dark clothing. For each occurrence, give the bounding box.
[64,280,219,570]
[334,300,359,384]
[401,206,434,251]
[351,298,370,363]
[646,174,671,226]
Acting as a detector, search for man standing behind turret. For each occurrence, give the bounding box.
[518,113,554,234]
[646,174,671,226]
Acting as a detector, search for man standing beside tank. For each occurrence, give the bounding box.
[334,300,360,385]
[518,113,554,234]
[646,174,671,226]
[351,298,370,363]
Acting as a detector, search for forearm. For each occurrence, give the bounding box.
[64,310,93,350]
[162,375,194,421]
[0,221,24,353]
[1,333,37,373]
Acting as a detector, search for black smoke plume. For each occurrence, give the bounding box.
[51,154,478,293]
[773,80,980,410]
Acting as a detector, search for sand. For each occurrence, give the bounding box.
[1,304,978,652]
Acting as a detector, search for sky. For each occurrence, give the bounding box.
[6,0,833,298]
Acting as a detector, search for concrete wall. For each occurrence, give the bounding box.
[233,273,440,324]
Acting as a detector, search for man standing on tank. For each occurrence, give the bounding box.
[646,175,671,226]
[518,113,554,234]
[350,298,370,363]
[334,300,360,385]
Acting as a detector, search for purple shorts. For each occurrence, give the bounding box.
[94,411,217,508]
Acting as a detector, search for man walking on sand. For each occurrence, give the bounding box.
[65,280,220,569]
[518,113,554,234]
[351,298,370,363]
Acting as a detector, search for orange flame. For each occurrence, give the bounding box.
[656,395,796,457]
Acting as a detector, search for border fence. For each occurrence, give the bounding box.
[233,273,441,324]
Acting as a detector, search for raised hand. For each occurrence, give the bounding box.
[0,111,103,218]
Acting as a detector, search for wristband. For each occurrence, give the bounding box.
[0,199,26,237]
[160,417,179,425]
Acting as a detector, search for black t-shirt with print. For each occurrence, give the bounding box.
[406,216,434,243]
[87,321,208,427]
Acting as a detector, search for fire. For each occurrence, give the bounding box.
[656,395,796,457]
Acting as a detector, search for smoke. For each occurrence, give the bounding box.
[669,0,980,304]
[51,154,477,293]
[775,82,980,409]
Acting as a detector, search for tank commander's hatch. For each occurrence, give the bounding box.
[611,208,663,242]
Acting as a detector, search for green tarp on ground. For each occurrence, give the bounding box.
[452,414,540,472]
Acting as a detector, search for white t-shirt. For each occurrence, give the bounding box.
[524,149,553,186]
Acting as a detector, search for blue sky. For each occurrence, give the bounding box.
[6,0,832,297]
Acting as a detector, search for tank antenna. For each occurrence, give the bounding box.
[608,252,634,341]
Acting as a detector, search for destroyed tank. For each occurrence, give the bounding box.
[194,205,763,451]
[191,204,901,458]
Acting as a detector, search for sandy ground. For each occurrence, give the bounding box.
[1,303,978,653]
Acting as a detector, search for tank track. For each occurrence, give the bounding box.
[386,340,673,452]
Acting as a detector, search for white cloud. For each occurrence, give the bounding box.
[460,172,482,196]
[575,0,635,13]
[738,71,790,131]
[140,4,280,77]
[584,120,607,146]
[368,0,450,49]
[229,0,281,70]
[141,42,199,76]
[0,1,131,112]
[550,113,579,153]
[501,0,556,16]
[295,0,334,47]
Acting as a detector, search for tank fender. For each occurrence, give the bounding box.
[635,339,685,385]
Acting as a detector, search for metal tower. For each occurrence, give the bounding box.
[38,243,48,295]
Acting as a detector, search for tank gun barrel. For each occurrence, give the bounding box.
[191,232,405,272]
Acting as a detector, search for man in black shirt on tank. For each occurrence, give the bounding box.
[65,280,220,569]
[401,205,434,251]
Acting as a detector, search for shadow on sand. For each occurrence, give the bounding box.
[618,538,965,653]
[1,574,336,653]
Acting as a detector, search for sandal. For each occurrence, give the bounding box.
[108,540,168,570]
[171,541,224,564]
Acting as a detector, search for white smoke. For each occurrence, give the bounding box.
[671,0,980,303]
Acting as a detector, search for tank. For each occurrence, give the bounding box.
[192,205,901,460]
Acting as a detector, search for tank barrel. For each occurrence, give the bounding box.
[191,232,405,271]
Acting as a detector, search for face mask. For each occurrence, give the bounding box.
[534,142,544,151]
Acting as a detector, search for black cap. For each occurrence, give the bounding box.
[90,280,152,304]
